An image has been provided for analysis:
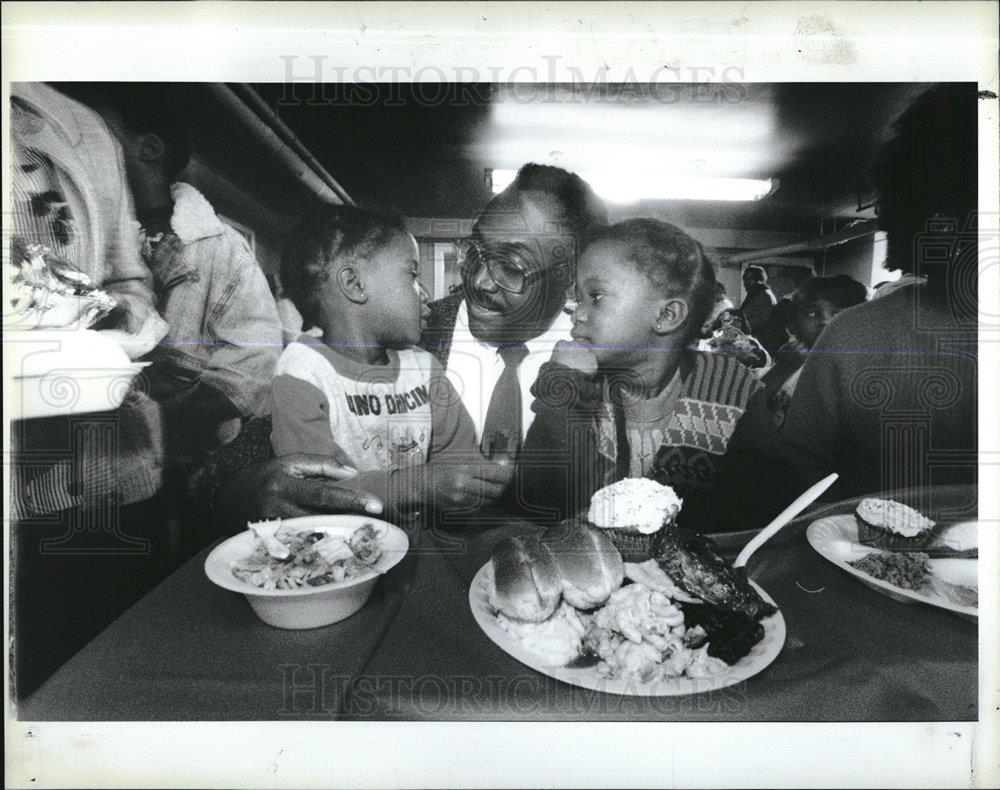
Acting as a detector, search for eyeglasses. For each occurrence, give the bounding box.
[460,240,546,295]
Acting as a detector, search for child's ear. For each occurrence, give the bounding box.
[654,297,689,335]
[337,265,368,304]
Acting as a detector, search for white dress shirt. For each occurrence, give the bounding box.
[444,300,574,443]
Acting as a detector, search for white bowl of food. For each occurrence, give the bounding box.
[204,515,409,629]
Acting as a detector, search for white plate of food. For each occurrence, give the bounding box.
[6,329,151,418]
[205,515,409,629]
[468,480,786,699]
[806,513,978,618]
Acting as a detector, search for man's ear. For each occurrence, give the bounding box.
[135,132,166,164]
[337,265,367,304]
[654,297,689,335]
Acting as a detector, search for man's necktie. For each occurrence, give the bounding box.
[480,343,530,458]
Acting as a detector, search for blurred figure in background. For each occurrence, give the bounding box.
[10,83,164,342]
[764,275,868,426]
[781,85,978,499]
[754,294,796,358]
[739,264,776,334]
[699,307,771,375]
[96,85,282,463]
[9,83,170,699]
[699,280,735,336]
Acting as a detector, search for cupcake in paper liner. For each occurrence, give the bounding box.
[586,478,683,562]
[855,498,936,550]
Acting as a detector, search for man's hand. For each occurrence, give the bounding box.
[422,457,515,511]
[550,339,599,376]
[242,454,384,521]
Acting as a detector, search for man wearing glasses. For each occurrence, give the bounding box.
[423,164,607,459]
[201,164,607,526]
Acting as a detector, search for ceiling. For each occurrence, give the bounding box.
[251,81,936,234]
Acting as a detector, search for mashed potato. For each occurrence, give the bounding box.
[496,602,587,665]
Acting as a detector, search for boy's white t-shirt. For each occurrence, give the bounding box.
[270,337,476,471]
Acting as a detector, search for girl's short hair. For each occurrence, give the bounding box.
[281,204,408,325]
[589,218,718,339]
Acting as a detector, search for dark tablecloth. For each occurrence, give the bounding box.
[19,486,978,721]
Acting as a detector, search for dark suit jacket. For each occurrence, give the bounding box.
[419,291,463,367]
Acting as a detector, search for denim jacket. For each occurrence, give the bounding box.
[142,183,282,417]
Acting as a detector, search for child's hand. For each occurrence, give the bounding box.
[550,339,599,376]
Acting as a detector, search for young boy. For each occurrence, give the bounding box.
[519,219,799,533]
[271,205,511,517]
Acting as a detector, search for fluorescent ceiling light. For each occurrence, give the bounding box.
[489,169,775,203]
[491,101,775,146]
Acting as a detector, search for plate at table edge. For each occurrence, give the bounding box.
[805,514,978,618]
[468,561,786,697]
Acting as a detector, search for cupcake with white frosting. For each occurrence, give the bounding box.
[855,498,936,550]
[586,478,683,562]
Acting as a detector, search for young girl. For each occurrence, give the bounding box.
[518,218,799,533]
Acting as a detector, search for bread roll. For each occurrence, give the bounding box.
[541,520,624,609]
[489,535,562,622]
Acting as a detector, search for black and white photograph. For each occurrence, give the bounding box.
[4,2,999,788]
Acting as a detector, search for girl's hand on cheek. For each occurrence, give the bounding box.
[551,339,599,376]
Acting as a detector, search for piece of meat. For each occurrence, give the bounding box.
[653,525,777,621]
[677,602,765,665]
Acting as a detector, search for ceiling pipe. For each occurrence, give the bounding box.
[205,83,352,206]
[726,219,879,264]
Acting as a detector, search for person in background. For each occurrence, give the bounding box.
[270,204,500,520]
[10,83,163,342]
[197,163,608,528]
[763,274,868,426]
[699,280,735,336]
[739,264,776,335]
[753,294,796,358]
[9,83,169,699]
[520,219,799,533]
[781,85,977,499]
[96,86,283,461]
[700,306,771,374]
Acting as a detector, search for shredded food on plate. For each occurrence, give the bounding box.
[231,522,383,590]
